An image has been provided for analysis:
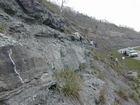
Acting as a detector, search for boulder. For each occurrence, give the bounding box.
[124,71,138,80]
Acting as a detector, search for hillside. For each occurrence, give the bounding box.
[0,0,140,105]
[59,2,140,49]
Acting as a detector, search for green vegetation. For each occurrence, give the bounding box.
[134,47,140,51]
[56,69,83,104]
[132,84,140,94]
[110,50,140,99]
[37,0,45,6]
[91,48,106,63]
[38,0,55,13]
[92,64,105,80]
[115,88,129,101]
[0,24,7,34]
[91,47,140,92]
[111,50,140,70]
[64,27,72,34]
[116,88,140,104]
[98,70,105,80]
[138,73,140,79]
[129,93,140,105]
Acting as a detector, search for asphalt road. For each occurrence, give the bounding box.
[118,46,140,61]
[134,50,140,60]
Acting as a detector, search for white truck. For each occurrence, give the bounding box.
[128,50,138,57]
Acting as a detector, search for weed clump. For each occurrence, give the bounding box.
[38,0,55,13]
[129,93,140,105]
[0,24,7,34]
[99,90,106,104]
[115,88,129,101]
[64,28,72,34]
[56,69,83,104]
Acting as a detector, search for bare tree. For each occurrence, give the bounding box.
[55,0,69,15]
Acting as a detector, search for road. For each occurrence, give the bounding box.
[134,50,140,60]
[118,46,140,61]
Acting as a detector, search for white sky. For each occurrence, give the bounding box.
[52,0,140,31]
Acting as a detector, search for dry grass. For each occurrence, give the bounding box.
[56,69,83,104]
[129,93,140,105]
[115,88,129,101]
[99,90,106,104]
[91,48,106,62]
[0,24,7,34]
[98,70,105,80]
[38,0,55,13]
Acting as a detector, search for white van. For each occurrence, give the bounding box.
[129,50,138,57]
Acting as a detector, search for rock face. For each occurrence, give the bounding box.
[0,0,70,32]
[123,71,138,80]
[0,0,139,105]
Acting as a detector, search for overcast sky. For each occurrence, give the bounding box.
[53,0,140,31]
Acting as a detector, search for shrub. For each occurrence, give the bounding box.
[99,90,106,104]
[56,69,83,104]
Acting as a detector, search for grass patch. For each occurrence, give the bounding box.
[38,0,55,13]
[56,69,83,104]
[99,90,106,104]
[0,24,7,34]
[115,88,129,101]
[131,82,140,95]
[91,64,105,79]
[138,73,140,79]
[111,50,140,70]
[129,93,140,105]
[64,28,72,34]
[134,47,140,51]
[132,84,139,93]
[98,70,105,80]
[91,48,106,63]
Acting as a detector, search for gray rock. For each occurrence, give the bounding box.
[0,0,139,105]
[123,71,138,80]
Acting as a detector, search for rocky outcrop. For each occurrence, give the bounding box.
[0,31,88,104]
[123,71,138,80]
[0,0,71,32]
[0,0,139,105]
[0,31,138,105]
